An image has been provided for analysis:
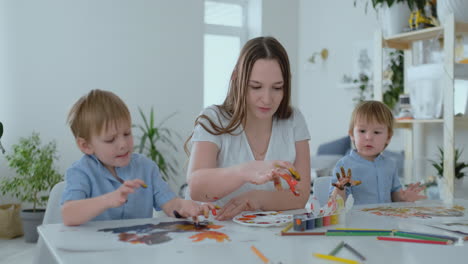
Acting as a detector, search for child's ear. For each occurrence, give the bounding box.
[76,137,94,155]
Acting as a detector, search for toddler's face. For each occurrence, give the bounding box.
[88,120,133,173]
[350,119,391,161]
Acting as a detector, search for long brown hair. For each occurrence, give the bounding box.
[184,36,292,155]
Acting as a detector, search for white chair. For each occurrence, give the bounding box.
[312,176,332,206]
[33,181,65,264]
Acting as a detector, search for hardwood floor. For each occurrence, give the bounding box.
[0,236,36,264]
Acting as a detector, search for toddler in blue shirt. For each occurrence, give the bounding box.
[330,101,426,205]
[61,89,214,226]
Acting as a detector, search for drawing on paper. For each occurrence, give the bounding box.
[98,220,229,245]
[361,205,465,218]
[233,211,292,227]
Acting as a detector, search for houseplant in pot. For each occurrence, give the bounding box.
[356,0,426,37]
[430,147,468,200]
[0,132,63,242]
[133,107,181,186]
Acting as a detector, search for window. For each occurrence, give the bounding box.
[204,0,248,107]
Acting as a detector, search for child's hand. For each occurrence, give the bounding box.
[105,179,145,208]
[174,200,216,219]
[399,182,427,202]
[332,167,361,190]
[242,160,295,185]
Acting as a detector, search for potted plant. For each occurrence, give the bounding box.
[0,132,63,242]
[430,147,468,199]
[355,0,426,37]
[133,107,181,186]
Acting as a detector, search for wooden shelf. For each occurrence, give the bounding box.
[395,119,442,128]
[383,22,468,50]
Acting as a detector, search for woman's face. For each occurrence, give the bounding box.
[246,59,284,121]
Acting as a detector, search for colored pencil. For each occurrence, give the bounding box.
[377,236,453,245]
[313,253,360,264]
[281,231,326,236]
[335,228,394,232]
[115,174,147,188]
[250,245,269,264]
[343,243,366,261]
[394,232,451,242]
[326,231,392,236]
[329,241,345,256]
[281,222,293,233]
[328,229,394,233]
[397,231,458,242]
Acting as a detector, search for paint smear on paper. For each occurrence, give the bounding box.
[361,205,465,219]
[98,221,228,246]
[189,231,231,242]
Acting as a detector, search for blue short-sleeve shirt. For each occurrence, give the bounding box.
[329,150,402,205]
[61,153,176,221]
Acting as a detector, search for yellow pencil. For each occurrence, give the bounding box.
[313,253,360,264]
[281,222,293,233]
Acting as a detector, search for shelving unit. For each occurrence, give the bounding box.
[373,14,468,203]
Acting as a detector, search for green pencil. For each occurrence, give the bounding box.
[394,232,451,242]
[329,241,345,256]
[326,231,392,236]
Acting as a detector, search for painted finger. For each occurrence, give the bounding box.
[347,168,352,179]
[336,172,341,180]
[340,166,346,178]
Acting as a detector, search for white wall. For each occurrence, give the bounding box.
[261,0,299,105]
[0,0,204,204]
[297,0,381,154]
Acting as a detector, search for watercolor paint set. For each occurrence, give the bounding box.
[292,212,344,231]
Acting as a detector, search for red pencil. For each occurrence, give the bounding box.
[377,236,452,245]
[281,231,326,236]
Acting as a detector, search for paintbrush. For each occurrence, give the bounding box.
[173,210,201,228]
[114,175,147,188]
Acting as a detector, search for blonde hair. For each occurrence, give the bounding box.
[67,89,131,140]
[349,100,394,137]
[184,36,292,154]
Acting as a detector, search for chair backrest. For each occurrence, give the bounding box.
[312,176,332,206]
[42,181,65,224]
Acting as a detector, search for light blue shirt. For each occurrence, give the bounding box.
[329,150,402,205]
[61,153,176,221]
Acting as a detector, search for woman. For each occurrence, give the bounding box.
[185,36,311,220]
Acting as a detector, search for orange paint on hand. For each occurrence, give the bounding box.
[189,231,230,242]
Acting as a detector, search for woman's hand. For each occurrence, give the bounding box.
[242,160,295,185]
[215,191,260,221]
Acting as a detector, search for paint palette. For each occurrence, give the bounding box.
[233,211,293,227]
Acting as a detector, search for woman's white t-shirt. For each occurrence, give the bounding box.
[187,105,311,206]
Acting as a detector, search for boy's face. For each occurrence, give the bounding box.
[350,118,391,161]
[78,120,133,173]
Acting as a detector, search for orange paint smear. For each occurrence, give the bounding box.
[189,231,230,242]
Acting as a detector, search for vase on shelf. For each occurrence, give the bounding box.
[376,2,411,38]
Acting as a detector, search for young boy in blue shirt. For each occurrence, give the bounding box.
[61,89,214,226]
[330,101,426,205]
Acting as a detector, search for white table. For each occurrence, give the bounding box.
[38,199,468,264]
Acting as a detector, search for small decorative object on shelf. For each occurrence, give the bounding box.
[396,94,413,120]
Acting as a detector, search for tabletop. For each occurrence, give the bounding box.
[38,199,468,264]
